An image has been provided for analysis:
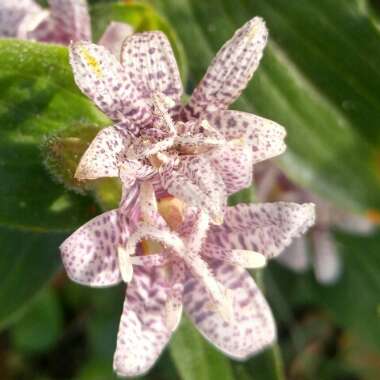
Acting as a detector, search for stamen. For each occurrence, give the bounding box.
[165,284,183,332]
[231,250,267,268]
[152,92,177,135]
[117,246,133,283]
[139,182,158,224]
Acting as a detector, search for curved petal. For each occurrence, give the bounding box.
[207,111,286,164]
[75,126,130,180]
[160,156,227,225]
[60,210,129,287]
[0,0,43,38]
[208,202,316,258]
[185,17,268,117]
[99,21,133,57]
[184,261,276,359]
[113,267,174,377]
[69,41,145,121]
[30,0,91,44]
[121,31,183,106]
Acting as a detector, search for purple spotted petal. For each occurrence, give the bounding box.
[0,0,45,38]
[121,31,183,107]
[185,17,268,117]
[99,21,133,57]
[69,41,146,122]
[207,111,286,164]
[113,267,174,377]
[29,0,91,44]
[60,210,129,287]
[184,261,275,359]
[160,156,227,225]
[208,202,315,258]
[206,142,253,195]
[75,126,130,180]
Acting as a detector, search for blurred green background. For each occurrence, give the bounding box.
[1,0,380,379]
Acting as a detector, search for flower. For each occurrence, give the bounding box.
[70,17,286,224]
[0,0,132,54]
[60,180,315,376]
[256,162,375,284]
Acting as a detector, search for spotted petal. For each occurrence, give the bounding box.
[207,111,286,164]
[0,0,44,38]
[75,126,130,180]
[208,202,315,258]
[30,0,91,44]
[160,156,227,225]
[121,32,183,106]
[99,21,134,57]
[186,17,268,117]
[69,41,145,121]
[60,210,129,287]
[184,261,276,359]
[113,267,174,377]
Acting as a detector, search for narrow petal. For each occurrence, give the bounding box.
[334,213,375,235]
[113,267,174,376]
[75,126,130,180]
[69,41,145,121]
[312,230,342,284]
[208,202,315,258]
[184,261,276,359]
[121,32,183,106]
[0,0,44,38]
[99,21,134,57]
[160,156,227,225]
[276,236,309,273]
[186,17,268,117]
[60,210,128,287]
[207,111,286,164]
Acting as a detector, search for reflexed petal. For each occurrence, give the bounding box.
[0,0,43,38]
[208,202,315,258]
[113,267,173,376]
[276,236,309,272]
[186,17,268,117]
[160,156,227,225]
[207,111,286,163]
[60,210,128,287]
[75,126,130,180]
[312,230,342,284]
[99,21,134,57]
[69,41,145,121]
[121,32,183,106]
[207,141,253,195]
[184,261,276,359]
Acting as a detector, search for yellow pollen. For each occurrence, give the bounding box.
[158,196,185,231]
[365,209,380,224]
[80,47,102,77]
[141,239,162,255]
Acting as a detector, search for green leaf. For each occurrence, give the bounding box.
[90,1,188,81]
[155,0,380,212]
[10,287,63,353]
[169,316,236,380]
[0,39,107,232]
[0,226,65,329]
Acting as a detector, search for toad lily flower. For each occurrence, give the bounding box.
[256,162,375,284]
[0,0,132,55]
[70,17,286,224]
[60,179,315,376]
